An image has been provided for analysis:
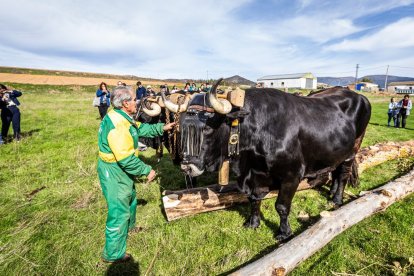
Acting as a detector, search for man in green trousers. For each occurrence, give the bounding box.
[97,85,174,263]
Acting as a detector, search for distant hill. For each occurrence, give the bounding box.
[317,76,355,87]
[318,75,414,88]
[223,75,256,86]
[362,75,414,88]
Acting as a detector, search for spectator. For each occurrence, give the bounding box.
[387,97,398,127]
[164,83,170,94]
[159,85,169,95]
[0,90,6,145]
[147,85,155,97]
[97,85,175,263]
[136,81,147,103]
[204,82,212,92]
[396,94,412,128]
[0,84,22,142]
[171,85,179,94]
[189,82,197,92]
[199,84,205,92]
[183,82,190,92]
[96,82,111,120]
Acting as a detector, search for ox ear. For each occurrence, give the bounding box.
[226,109,250,119]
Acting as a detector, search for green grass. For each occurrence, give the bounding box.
[0,84,413,275]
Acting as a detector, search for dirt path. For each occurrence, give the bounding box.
[0,73,178,86]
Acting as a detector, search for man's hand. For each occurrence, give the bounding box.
[147,169,156,182]
[163,122,176,131]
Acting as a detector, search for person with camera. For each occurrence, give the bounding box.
[0,84,22,142]
[97,86,175,263]
[96,82,111,120]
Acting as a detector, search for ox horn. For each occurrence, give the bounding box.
[208,78,232,114]
[142,101,162,117]
[160,91,190,113]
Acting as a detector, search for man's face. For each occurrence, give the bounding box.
[123,91,137,115]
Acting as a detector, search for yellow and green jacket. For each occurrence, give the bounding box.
[98,109,164,176]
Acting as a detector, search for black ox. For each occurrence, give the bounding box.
[179,79,371,241]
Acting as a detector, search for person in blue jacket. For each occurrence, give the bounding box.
[135,81,147,105]
[0,84,22,142]
[96,82,111,120]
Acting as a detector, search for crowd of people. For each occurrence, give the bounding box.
[387,94,412,128]
[94,81,214,120]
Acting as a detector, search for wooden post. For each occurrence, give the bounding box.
[231,169,414,276]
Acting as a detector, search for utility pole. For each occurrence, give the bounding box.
[354,64,359,86]
[384,65,389,92]
[206,70,209,81]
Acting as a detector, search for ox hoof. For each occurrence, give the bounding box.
[276,231,292,242]
[243,218,260,229]
[332,197,343,207]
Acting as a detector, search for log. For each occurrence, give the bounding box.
[162,181,316,221]
[231,168,414,276]
[162,141,414,221]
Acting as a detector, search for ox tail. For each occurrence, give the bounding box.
[348,159,359,188]
[347,127,367,188]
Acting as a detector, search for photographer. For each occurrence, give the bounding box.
[0,84,22,142]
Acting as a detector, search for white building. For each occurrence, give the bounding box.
[257,73,317,89]
[387,81,414,94]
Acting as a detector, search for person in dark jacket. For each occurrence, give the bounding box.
[0,84,23,142]
[136,81,147,101]
[96,82,111,120]
[0,91,6,144]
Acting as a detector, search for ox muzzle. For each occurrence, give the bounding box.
[179,106,214,177]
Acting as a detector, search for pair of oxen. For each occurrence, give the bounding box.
[136,79,371,241]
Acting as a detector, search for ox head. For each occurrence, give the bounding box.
[179,78,245,177]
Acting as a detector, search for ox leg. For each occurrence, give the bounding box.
[275,179,300,241]
[330,170,339,197]
[331,159,354,206]
[243,197,262,229]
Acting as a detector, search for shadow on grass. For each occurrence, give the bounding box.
[369,122,414,131]
[105,256,140,276]
[2,128,41,143]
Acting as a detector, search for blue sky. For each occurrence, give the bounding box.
[1,0,414,81]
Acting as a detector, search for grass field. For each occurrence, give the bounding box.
[0,83,413,275]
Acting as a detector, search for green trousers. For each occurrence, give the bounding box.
[97,159,137,261]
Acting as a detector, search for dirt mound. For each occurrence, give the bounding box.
[0,73,179,86]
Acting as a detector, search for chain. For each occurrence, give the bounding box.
[173,108,180,159]
[164,94,186,161]
[165,108,174,159]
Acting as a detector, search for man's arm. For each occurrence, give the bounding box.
[138,122,176,138]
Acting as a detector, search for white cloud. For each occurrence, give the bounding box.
[325,17,414,52]
[0,0,413,80]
